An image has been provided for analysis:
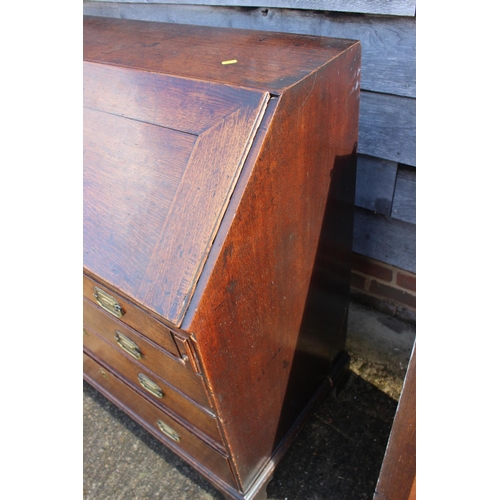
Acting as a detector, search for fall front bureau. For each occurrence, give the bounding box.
[83,15,361,500]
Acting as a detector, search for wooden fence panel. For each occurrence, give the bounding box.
[353,208,416,273]
[355,155,398,216]
[359,92,416,166]
[87,0,416,17]
[391,167,416,224]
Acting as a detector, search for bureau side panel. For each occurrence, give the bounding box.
[185,44,361,490]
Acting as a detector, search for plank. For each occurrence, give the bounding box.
[83,15,357,95]
[359,92,416,166]
[353,207,415,273]
[374,343,416,500]
[391,167,416,224]
[85,0,417,17]
[137,94,270,324]
[83,107,196,296]
[82,3,416,98]
[355,155,398,216]
[84,61,267,135]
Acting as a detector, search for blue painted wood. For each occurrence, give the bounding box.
[355,155,398,216]
[86,0,417,17]
[359,92,416,166]
[353,208,416,273]
[391,167,416,224]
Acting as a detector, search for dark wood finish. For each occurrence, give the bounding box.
[83,16,360,499]
[83,275,179,355]
[374,343,416,500]
[185,43,360,490]
[84,15,356,94]
[136,92,268,324]
[83,297,198,380]
[173,334,202,373]
[83,4,416,98]
[83,317,211,411]
[84,58,268,326]
[83,352,237,490]
[83,106,194,296]
[83,5,417,278]
[83,301,222,445]
[84,62,265,135]
[408,478,416,500]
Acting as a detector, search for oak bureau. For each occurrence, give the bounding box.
[83,15,361,500]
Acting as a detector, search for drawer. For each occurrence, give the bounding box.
[83,321,220,444]
[83,298,207,401]
[83,274,179,357]
[83,352,237,490]
[83,315,212,411]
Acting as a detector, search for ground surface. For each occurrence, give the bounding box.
[83,301,416,500]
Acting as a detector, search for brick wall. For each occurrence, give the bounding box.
[350,253,416,323]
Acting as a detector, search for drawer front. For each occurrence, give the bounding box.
[83,353,237,490]
[83,298,207,401]
[83,274,179,356]
[83,322,220,444]
[83,318,212,412]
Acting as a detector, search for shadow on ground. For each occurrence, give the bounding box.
[84,367,397,500]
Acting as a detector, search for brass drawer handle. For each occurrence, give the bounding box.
[156,420,180,442]
[115,331,142,359]
[93,286,124,318]
[138,373,164,399]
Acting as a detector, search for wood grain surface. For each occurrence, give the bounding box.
[83,329,222,447]
[84,15,356,94]
[353,207,416,273]
[83,6,415,98]
[84,19,278,324]
[185,44,360,489]
[359,92,416,166]
[83,323,212,411]
[355,155,398,216]
[83,274,179,354]
[136,93,269,324]
[83,17,361,499]
[391,167,416,224]
[83,107,194,296]
[83,353,238,490]
[84,62,265,135]
[85,0,416,17]
[83,299,216,419]
[374,343,416,500]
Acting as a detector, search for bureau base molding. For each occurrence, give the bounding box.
[84,349,350,500]
[84,351,239,492]
[225,352,351,500]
